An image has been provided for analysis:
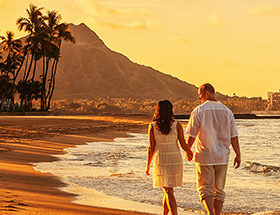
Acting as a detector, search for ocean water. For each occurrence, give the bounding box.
[34,119,280,214]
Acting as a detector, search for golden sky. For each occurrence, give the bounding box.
[1,0,280,98]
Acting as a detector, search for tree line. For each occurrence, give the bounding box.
[0,4,75,112]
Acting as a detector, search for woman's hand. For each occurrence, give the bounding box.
[145,167,151,175]
[185,150,193,161]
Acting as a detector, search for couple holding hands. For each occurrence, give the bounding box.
[145,83,241,215]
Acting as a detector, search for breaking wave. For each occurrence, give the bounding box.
[245,162,280,177]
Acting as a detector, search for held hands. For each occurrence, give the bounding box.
[234,155,241,169]
[185,149,193,161]
[145,167,151,175]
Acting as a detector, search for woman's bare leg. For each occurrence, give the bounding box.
[162,187,177,215]
[163,194,169,215]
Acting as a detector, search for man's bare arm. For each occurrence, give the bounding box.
[231,136,241,169]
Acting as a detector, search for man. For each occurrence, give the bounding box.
[185,83,241,215]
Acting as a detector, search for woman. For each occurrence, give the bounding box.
[145,100,193,215]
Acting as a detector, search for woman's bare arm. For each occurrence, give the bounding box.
[177,122,193,161]
[145,124,156,175]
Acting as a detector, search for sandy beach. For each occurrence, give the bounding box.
[0,115,153,215]
[1,115,279,215]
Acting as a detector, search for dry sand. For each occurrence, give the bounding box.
[0,115,152,215]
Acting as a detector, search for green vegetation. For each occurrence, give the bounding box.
[48,96,269,115]
[0,4,74,112]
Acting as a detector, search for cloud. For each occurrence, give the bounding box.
[208,14,224,27]
[207,14,237,27]
[72,0,156,30]
[173,36,192,44]
[101,21,154,30]
[249,3,280,16]
[75,0,148,17]
[93,3,149,17]
[94,3,121,16]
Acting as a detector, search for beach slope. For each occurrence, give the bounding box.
[0,115,151,215]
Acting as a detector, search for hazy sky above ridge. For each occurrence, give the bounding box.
[1,0,280,98]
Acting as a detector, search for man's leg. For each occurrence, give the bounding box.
[196,163,215,215]
[202,197,214,215]
[213,200,223,215]
[213,165,228,215]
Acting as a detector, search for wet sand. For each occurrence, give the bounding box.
[0,115,151,215]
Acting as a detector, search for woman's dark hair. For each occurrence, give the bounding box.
[153,100,174,135]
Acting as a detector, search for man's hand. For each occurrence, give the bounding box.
[185,150,193,161]
[231,136,241,169]
[234,155,241,169]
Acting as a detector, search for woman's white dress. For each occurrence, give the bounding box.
[152,121,183,188]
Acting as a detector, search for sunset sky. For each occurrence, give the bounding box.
[1,0,280,98]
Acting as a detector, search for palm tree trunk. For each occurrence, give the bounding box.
[31,60,37,81]
[21,33,32,82]
[47,58,58,110]
[9,97,14,112]
[41,56,45,111]
[20,97,24,111]
[23,54,29,80]
[0,99,3,112]
[47,41,61,111]
[43,57,50,111]
[28,95,32,111]
[24,98,27,111]
[9,82,15,112]
[13,54,26,85]
[24,54,34,81]
[46,59,56,102]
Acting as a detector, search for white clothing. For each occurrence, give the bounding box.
[186,100,238,165]
[152,121,183,188]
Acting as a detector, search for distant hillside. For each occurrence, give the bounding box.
[18,23,222,101]
[53,23,200,100]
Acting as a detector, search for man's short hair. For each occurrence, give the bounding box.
[200,83,215,94]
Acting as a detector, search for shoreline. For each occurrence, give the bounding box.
[0,115,153,215]
[0,115,278,215]
[33,132,200,215]
[3,112,280,120]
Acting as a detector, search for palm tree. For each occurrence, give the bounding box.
[0,32,23,77]
[46,23,75,110]
[16,80,41,111]
[38,10,61,111]
[29,81,42,110]
[0,75,14,111]
[0,31,23,111]
[17,4,44,82]
[16,4,45,111]
[17,4,44,37]
[15,5,74,112]
[42,11,74,111]
[0,31,22,56]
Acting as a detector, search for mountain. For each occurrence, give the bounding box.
[49,23,200,101]
[15,23,206,101]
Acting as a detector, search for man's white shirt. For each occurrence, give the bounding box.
[186,100,238,165]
